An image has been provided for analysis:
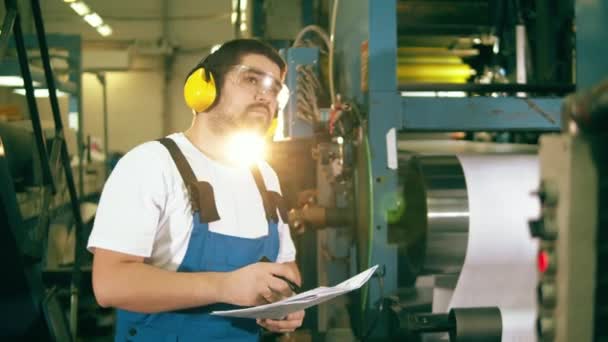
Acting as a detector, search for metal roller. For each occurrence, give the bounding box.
[390,155,469,277]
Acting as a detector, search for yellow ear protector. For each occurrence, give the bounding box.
[184,67,217,113]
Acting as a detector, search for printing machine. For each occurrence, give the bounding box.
[267,0,608,341]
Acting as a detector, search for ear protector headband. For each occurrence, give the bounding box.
[184,66,217,113]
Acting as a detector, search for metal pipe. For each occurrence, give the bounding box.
[30,1,87,339]
[449,307,502,342]
[0,7,17,60]
[96,73,110,177]
[516,24,528,85]
[9,0,54,192]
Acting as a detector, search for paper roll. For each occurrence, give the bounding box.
[449,155,539,341]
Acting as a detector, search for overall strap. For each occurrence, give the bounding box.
[157,138,220,223]
[250,164,288,223]
[250,164,277,223]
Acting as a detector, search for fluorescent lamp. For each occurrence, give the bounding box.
[0,76,41,87]
[13,88,68,98]
[231,11,237,24]
[70,2,90,16]
[65,1,112,37]
[96,24,112,37]
[84,13,103,27]
[240,22,247,32]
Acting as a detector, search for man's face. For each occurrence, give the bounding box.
[207,53,282,136]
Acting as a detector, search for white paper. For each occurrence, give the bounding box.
[212,265,379,320]
[449,155,539,342]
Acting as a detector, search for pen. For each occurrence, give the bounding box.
[259,257,301,293]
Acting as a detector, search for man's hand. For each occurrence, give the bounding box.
[223,262,299,306]
[256,310,305,333]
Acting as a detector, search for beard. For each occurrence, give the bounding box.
[208,103,272,136]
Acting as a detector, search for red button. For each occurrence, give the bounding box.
[538,250,550,273]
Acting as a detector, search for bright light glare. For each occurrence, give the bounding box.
[84,13,103,27]
[70,2,90,16]
[0,76,40,87]
[210,44,222,53]
[97,24,113,36]
[13,88,68,98]
[226,132,267,167]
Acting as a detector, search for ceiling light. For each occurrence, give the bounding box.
[240,22,247,32]
[96,25,112,37]
[0,76,41,87]
[13,88,68,98]
[84,12,103,27]
[65,1,112,37]
[70,2,90,16]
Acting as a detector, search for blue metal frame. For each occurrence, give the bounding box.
[6,34,83,196]
[334,0,401,314]
[280,47,319,138]
[401,97,562,131]
[6,34,79,93]
[576,1,608,89]
[301,0,314,27]
[251,0,265,38]
[333,0,566,317]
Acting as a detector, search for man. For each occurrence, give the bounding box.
[88,39,304,341]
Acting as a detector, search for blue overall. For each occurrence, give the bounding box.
[114,138,281,341]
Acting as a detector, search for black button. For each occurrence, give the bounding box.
[528,219,544,238]
[128,328,137,336]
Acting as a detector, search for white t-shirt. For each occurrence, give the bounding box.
[87,132,296,271]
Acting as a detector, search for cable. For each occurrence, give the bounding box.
[361,270,385,341]
[328,0,339,105]
[295,65,322,123]
[361,133,374,313]
[293,24,331,50]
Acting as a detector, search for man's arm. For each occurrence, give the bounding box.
[92,248,228,313]
[92,248,298,313]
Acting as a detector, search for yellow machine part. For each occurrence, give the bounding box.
[397,63,473,78]
[398,55,463,65]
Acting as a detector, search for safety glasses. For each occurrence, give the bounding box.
[230,65,290,111]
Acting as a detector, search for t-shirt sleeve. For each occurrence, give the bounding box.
[259,162,296,263]
[87,142,169,257]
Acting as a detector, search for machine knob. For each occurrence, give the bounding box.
[529,219,545,238]
[537,281,557,308]
[541,215,558,239]
[536,315,555,339]
[529,217,558,240]
[537,180,559,207]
